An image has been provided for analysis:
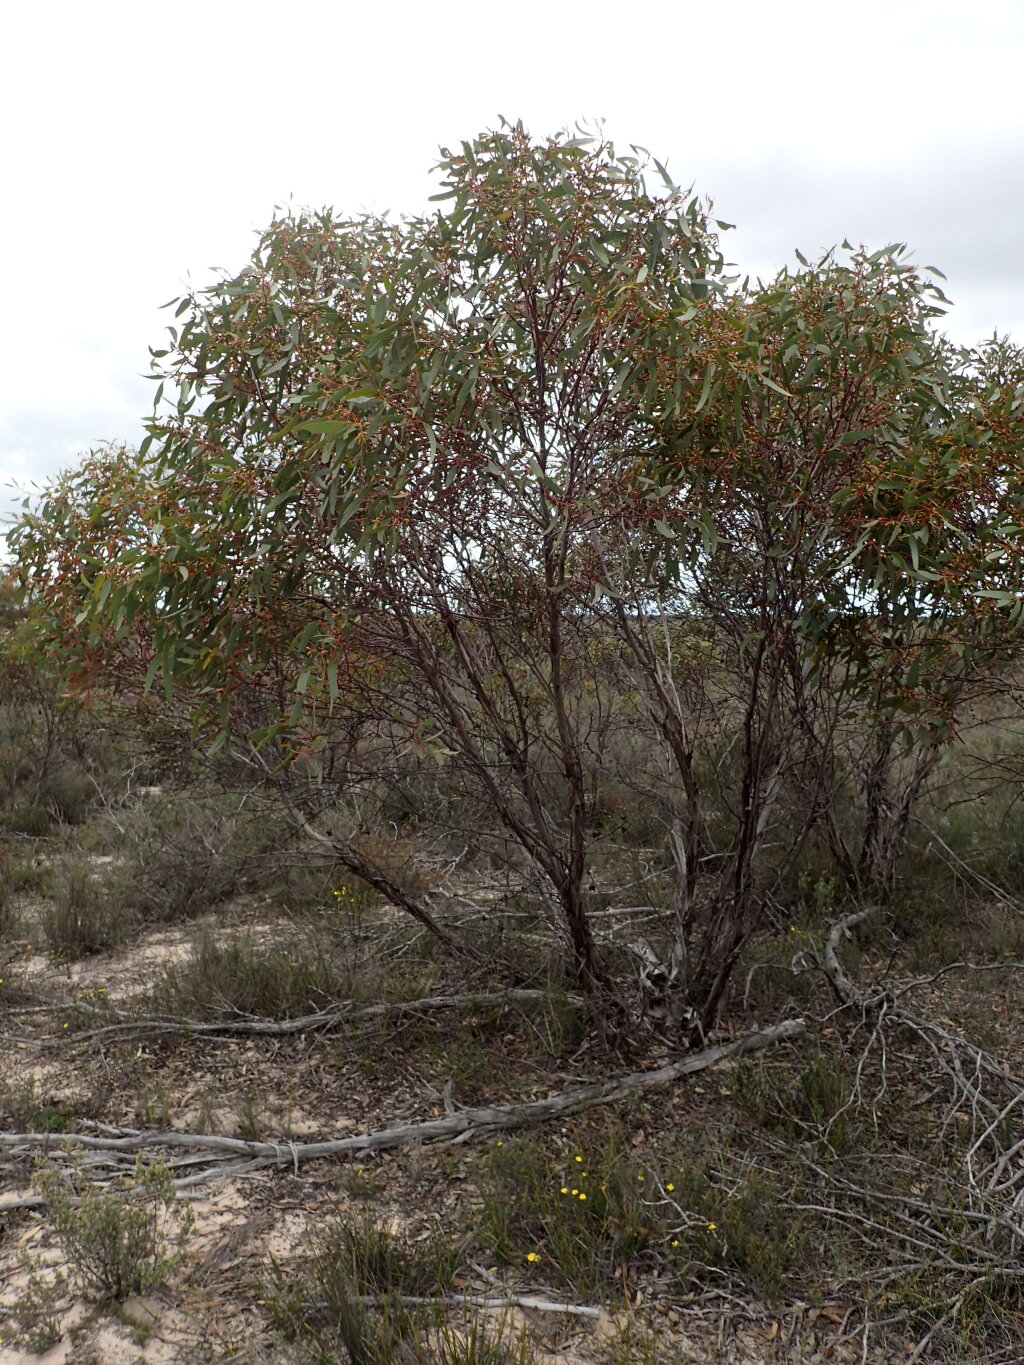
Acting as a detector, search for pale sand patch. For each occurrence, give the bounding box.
[9,906,284,1008]
[0,1341,71,1365]
[260,1208,314,1262]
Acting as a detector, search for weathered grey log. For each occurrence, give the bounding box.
[0,1018,805,1204]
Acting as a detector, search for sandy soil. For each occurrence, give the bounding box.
[3,896,1007,1364]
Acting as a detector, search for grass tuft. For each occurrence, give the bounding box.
[266,1210,505,1365]
[149,925,363,1019]
[41,861,138,961]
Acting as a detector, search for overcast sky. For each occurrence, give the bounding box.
[2,0,1022,522]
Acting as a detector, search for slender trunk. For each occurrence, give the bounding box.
[607,600,703,1008]
[858,725,942,894]
[692,631,788,1028]
[696,751,786,1029]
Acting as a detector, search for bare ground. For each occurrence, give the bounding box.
[4,893,1024,1364]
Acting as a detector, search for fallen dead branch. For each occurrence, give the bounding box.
[0,1018,804,1206]
[48,988,585,1046]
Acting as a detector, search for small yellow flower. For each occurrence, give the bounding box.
[671,1239,680,1248]
[707,1222,717,1232]
[571,1189,578,1196]
[666,1183,675,1192]
[561,1187,569,1195]
[579,1193,587,1201]
[637,1174,645,1182]
[575,1155,583,1163]
[526,1251,541,1263]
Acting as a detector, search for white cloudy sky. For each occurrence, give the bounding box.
[2,0,1022,519]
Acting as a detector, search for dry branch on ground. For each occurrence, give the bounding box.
[0,1018,804,1206]
[38,988,586,1047]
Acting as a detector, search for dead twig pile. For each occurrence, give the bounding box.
[813,911,1024,1358]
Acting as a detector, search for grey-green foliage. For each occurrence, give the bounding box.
[11,124,1024,1030]
[34,1149,194,1304]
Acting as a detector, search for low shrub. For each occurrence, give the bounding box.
[6,804,54,837]
[662,1162,807,1303]
[733,1045,859,1155]
[118,790,288,924]
[39,767,94,826]
[34,1148,194,1304]
[314,1209,461,1298]
[477,1124,810,1305]
[0,1077,74,1132]
[0,863,19,940]
[8,1267,64,1354]
[477,1131,654,1299]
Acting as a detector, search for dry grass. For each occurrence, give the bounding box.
[5,735,1024,1362]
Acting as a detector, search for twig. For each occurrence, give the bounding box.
[356,1292,601,1318]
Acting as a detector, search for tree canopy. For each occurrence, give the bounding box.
[12,124,1024,1033]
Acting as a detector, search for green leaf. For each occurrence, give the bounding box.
[694,363,717,414]
[302,420,350,435]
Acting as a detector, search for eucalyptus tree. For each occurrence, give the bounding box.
[13,126,1024,1035]
[611,265,1024,1020]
